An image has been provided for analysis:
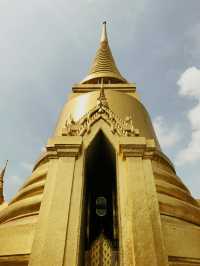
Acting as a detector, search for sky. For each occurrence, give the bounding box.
[0,0,200,201]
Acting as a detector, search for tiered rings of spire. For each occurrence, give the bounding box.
[81,21,126,84]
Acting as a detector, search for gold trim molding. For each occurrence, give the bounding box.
[46,137,82,159]
[119,137,156,159]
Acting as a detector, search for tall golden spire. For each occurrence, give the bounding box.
[100,21,108,43]
[81,22,127,84]
[0,160,8,204]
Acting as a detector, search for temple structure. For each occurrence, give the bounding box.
[0,22,200,266]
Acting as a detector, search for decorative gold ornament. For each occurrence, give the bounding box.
[85,233,118,266]
[63,84,139,137]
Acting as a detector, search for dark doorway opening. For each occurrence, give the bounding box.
[84,131,119,265]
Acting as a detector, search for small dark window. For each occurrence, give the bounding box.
[96,196,107,216]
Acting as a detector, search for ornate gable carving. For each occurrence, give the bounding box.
[62,86,140,137]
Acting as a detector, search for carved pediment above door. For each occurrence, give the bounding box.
[62,86,140,138]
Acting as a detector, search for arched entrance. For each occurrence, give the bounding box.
[83,131,119,265]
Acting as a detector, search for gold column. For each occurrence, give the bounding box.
[28,136,82,266]
[117,154,135,265]
[63,154,84,266]
[119,137,168,266]
[142,158,168,265]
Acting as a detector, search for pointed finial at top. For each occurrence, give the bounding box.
[0,160,8,181]
[0,160,8,204]
[100,21,108,43]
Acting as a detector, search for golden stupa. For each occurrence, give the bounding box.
[0,22,200,266]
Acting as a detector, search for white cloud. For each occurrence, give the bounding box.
[178,67,200,97]
[176,67,200,164]
[153,116,180,149]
